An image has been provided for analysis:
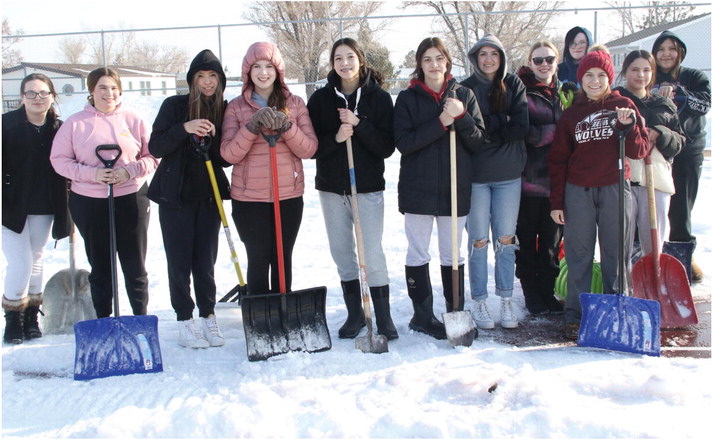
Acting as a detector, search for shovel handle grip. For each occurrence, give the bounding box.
[95,144,122,169]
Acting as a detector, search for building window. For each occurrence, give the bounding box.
[128,81,133,91]
[140,81,152,96]
[162,81,167,95]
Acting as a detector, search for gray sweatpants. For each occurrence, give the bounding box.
[563,182,631,324]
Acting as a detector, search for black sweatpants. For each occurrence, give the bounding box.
[159,198,221,321]
[668,150,704,246]
[232,197,303,294]
[69,184,150,318]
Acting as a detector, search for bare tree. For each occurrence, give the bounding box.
[402,1,564,74]
[2,19,24,68]
[606,1,637,38]
[131,42,190,73]
[637,1,698,29]
[244,1,383,97]
[58,37,87,64]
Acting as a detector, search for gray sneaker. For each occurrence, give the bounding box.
[472,300,495,329]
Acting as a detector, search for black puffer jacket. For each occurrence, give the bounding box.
[394,77,486,216]
[2,107,70,239]
[147,94,230,207]
[307,69,395,195]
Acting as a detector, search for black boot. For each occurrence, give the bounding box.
[406,264,446,340]
[4,310,24,345]
[370,285,398,340]
[23,305,43,340]
[338,279,365,339]
[441,265,465,312]
[521,277,549,315]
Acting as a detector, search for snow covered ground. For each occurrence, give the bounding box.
[1,93,711,439]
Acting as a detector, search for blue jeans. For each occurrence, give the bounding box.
[467,178,521,300]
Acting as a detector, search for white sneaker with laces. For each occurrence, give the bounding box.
[201,314,225,347]
[178,319,210,348]
[500,298,519,329]
[472,300,495,329]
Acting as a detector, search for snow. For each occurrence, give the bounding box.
[2,93,711,439]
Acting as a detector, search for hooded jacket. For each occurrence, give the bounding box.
[651,30,711,156]
[220,42,317,202]
[2,107,70,239]
[517,66,563,197]
[557,26,594,85]
[50,102,158,199]
[307,69,395,195]
[547,90,650,211]
[460,34,528,183]
[393,77,486,216]
[615,86,684,194]
[148,49,230,208]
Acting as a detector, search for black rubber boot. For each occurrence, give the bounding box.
[4,311,24,345]
[441,265,465,313]
[23,305,43,340]
[370,285,398,340]
[338,279,366,339]
[406,264,446,340]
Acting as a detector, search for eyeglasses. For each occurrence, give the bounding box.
[532,56,556,65]
[23,90,52,99]
[569,41,588,48]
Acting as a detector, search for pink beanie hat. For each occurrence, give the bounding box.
[576,50,615,85]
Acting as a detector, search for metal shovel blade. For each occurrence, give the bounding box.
[442,310,477,347]
[241,287,331,361]
[355,329,388,354]
[42,268,96,334]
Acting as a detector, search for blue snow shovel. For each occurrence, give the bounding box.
[74,144,163,380]
[577,112,661,356]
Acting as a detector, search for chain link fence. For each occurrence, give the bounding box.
[3,4,711,111]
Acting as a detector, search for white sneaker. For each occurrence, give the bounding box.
[472,300,495,329]
[500,298,519,329]
[201,314,225,347]
[178,319,210,349]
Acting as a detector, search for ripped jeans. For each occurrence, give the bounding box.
[467,178,521,300]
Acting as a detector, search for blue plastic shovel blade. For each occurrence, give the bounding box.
[74,315,163,380]
[578,293,661,356]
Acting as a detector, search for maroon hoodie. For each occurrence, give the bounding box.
[547,90,650,210]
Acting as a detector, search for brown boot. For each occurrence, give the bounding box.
[691,258,703,283]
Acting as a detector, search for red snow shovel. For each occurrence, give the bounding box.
[346,138,388,354]
[73,144,163,380]
[441,95,476,347]
[240,129,331,361]
[631,154,697,328]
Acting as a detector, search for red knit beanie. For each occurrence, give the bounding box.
[576,50,615,85]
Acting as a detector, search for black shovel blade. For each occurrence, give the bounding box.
[241,287,331,361]
[442,311,477,347]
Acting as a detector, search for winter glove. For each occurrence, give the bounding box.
[189,134,212,159]
[271,110,292,132]
[558,81,577,110]
[245,107,277,134]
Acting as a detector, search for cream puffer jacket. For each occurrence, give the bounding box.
[628,147,675,194]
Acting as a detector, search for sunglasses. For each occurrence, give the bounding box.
[532,56,556,66]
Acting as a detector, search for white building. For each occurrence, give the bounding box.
[2,62,178,112]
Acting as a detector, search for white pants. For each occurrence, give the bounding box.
[404,213,467,267]
[630,185,670,256]
[2,215,53,300]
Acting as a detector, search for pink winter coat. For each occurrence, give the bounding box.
[50,103,158,198]
[220,42,317,202]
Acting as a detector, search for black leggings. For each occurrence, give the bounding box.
[69,184,150,317]
[232,197,303,294]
